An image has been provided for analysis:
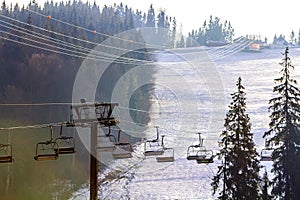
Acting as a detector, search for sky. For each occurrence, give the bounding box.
[7,0,300,42]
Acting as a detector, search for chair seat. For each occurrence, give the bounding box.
[34,154,57,161]
[0,156,13,163]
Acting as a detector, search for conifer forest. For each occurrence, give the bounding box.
[0,1,300,200]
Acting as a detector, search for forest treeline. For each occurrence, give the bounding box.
[0,1,164,199]
[0,0,236,123]
[0,0,172,122]
[0,1,237,199]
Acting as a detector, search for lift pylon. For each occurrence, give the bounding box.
[71,100,119,126]
[69,100,119,200]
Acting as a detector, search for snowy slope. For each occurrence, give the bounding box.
[72,47,300,199]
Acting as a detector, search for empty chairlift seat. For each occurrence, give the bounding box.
[196,149,214,164]
[112,130,133,159]
[34,126,58,161]
[54,123,76,155]
[260,139,273,162]
[144,127,164,156]
[260,148,273,161]
[156,147,174,162]
[187,132,214,164]
[155,135,175,163]
[0,144,13,163]
[187,145,206,160]
[97,128,116,152]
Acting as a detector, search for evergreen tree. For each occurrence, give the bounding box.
[206,15,223,42]
[264,47,300,199]
[176,35,185,48]
[261,169,272,200]
[145,4,155,27]
[157,9,165,29]
[212,77,261,200]
[170,17,176,48]
[1,0,8,15]
[273,34,278,44]
[290,30,295,45]
[188,16,234,46]
[298,29,300,46]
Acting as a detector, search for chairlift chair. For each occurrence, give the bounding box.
[260,148,273,161]
[97,127,116,152]
[66,105,76,127]
[156,147,174,162]
[187,133,214,163]
[196,149,214,164]
[54,123,76,155]
[187,145,207,160]
[0,144,13,163]
[187,132,205,160]
[112,130,133,159]
[80,98,90,119]
[260,139,273,161]
[34,126,59,161]
[144,126,164,156]
[155,135,174,162]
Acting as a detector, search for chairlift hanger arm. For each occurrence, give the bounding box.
[146,126,160,143]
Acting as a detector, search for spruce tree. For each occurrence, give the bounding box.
[264,47,300,199]
[145,4,155,27]
[212,77,261,200]
[261,169,272,200]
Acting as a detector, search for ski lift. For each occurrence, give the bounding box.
[112,130,133,159]
[97,127,116,152]
[156,135,174,163]
[187,133,214,163]
[294,136,300,151]
[196,149,214,164]
[0,144,13,163]
[66,105,76,127]
[54,123,76,155]
[187,145,206,160]
[156,147,174,162]
[261,139,273,161]
[187,133,205,160]
[261,149,273,161]
[34,126,59,161]
[144,126,164,156]
[80,98,90,120]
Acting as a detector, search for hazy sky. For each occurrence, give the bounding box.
[7,0,300,41]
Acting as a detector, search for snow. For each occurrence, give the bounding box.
[71,47,300,199]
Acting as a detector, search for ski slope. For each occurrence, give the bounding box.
[72,47,300,199]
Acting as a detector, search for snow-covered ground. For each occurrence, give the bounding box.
[72,47,300,199]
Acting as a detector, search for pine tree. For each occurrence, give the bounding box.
[212,77,261,200]
[298,29,300,46]
[145,4,155,27]
[176,35,185,48]
[261,169,272,200]
[264,47,300,199]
